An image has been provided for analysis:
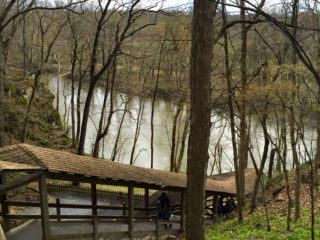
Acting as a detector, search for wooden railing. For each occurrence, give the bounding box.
[3,200,182,239]
[47,184,145,203]
[47,218,181,240]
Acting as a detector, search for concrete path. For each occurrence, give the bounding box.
[6,220,42,240]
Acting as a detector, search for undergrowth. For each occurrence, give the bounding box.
[206,207,319,240]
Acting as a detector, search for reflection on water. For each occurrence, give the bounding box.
[46,77,316,174]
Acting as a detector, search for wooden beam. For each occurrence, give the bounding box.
[46,172,183,192]
[128,182,134,240]
[6,214,128,220]
[0,171,44,195]
[39,175,51,240]
[0,173,9,231]
[144,188,149,217]
[180,190,186,233]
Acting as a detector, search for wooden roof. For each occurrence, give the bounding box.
[209,170,256,195]
[0,160,44,171]
[0,144,256,195]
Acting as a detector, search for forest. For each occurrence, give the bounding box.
[1,0,320,239]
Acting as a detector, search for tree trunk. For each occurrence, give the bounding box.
[289,0,300,221]
[186,0,214,239]
[78,81,96,155]
[268,148,276,179]
[176,107,190,173]
[170,100,183,172]
[93,78,110,158]
[238,0,248,206]
[93,62,113,158]
[0,35,4,147]
[70,42,78,148]
[310,153,315,240]
[111,97,129,162]
[56,55,60,113]
[129,97,145,165]
[250,108,269,213]
[78,1,113,155]
[21,71,41,143]
[281,109,291,231]
[150,41,164,169]
[222,0,242,222]
[313,18,320,186]
[76,55,84,145]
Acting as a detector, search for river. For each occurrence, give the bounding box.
[45,76,316,174]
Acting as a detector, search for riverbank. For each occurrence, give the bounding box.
[3,73,71,148]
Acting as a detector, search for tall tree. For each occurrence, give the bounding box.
[186,0,214,239]
[222,0,243,222]
[238,0,248,206]
[289,0,301,220]
[150,40,164,169]
[21,10,65,142]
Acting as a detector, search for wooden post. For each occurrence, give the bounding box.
[212,193,218,217]
[128,182,134,240]
[56,199,61,222]
[93,216,98,240]
[180,190,186,233]
[0,173,9,231]
[39,174,50,240]
[144,188,149,217]
[91,183,97,238]
[91,183,97,216]
[155,218,159,240]
[122,202,126,216]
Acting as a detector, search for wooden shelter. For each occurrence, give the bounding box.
[0,144,256,239]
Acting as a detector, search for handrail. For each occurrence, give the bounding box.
[5,200,181,211]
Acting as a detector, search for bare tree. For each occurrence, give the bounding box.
[77,0,157,155]
[111,95,130,162]
[222,0,243,221]
[21,10,66,142]
[150,39,164,169]
[288,0,301,221]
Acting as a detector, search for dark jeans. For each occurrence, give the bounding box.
[158,209,169,220]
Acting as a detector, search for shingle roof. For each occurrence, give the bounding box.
[0,160,44,171]
[0,144,256,194]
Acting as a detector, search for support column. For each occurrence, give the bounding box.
[0,173,9,231]
[93,216,98,240]
[91,183,97,216]
[180,190,186,233]
[128,182,134,240]
[91,183,97,239]
[56,199,61,222]
[212,193,218,217]
[144,188,149,217]
[39,174,50,240]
